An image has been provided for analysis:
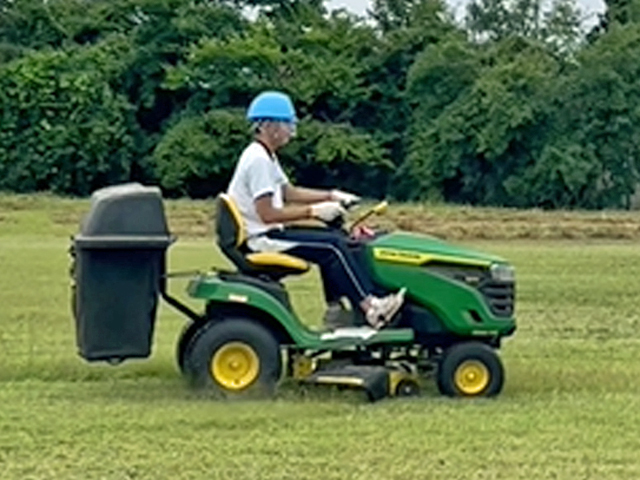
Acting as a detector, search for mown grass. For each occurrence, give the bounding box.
[2,194,640,479]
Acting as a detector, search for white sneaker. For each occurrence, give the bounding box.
[365,288,406,329]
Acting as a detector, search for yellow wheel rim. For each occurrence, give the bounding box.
[454,360,490,396]
[211,342,260,391]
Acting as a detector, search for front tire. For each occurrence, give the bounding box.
[184,319,282,397]
[436,342,504,398]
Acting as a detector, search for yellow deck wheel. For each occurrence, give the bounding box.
[454,360,490,395]
[211,342,260,391]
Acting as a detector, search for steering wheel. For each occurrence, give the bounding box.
[325,200,388,233]
[349,201,388,233]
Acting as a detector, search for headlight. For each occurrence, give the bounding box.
[490,263,515,282]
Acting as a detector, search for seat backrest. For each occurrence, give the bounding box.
[216,194,253,273]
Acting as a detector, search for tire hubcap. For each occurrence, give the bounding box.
[211,342,259,391]
[454,360,490,395]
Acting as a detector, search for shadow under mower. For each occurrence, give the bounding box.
[71,184,516,402]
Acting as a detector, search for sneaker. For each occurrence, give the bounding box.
[323,301,354,330]
[365,288,406,329]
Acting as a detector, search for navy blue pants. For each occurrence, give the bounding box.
[265,228,376,306]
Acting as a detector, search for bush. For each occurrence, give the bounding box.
[153,110,392,198]
[153,109,249,198]
[280,120,393,196]
[0,38,138,195]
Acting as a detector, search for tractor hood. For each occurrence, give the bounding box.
[368,232,507,268]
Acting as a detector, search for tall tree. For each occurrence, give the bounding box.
[588,0,640,40]
[160,3,391,195]
[466,0,583,55]
[357,0,459,196]
[537,24,640,208]
[402,38,560,205]
[370,0,428,32]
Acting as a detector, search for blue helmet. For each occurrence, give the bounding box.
[247,91,297,123]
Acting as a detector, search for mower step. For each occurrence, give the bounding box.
[316,327,414,349]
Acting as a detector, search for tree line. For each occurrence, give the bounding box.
[1,0,639,208]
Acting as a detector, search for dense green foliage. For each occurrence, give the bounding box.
[1,0,639,207]
[0,39,136,194]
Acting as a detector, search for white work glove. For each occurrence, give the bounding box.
[330,189,360,206]
[310,201,346,222]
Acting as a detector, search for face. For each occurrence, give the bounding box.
[263,121,296,148]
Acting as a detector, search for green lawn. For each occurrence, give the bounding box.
[2,196,640,479]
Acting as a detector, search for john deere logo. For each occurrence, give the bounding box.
[373,248,428,265]
[373,248,491,267]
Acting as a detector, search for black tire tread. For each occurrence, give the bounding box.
[176,321,207,374]
[436,342,504,398]
[183,318,282,397]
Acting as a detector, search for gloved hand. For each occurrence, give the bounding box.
[310,201,346,222]
[330,189,360,206]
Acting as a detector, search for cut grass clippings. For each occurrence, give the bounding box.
[4,193,640,241]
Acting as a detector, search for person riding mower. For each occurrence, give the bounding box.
[225,90,406,331]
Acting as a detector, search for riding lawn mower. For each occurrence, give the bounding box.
[71,183,516,401]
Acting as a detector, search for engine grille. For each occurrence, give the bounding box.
[478,279,515,317]
[425,264,515,318]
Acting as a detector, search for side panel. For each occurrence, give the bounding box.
[187,274,415,349]
[187,275,318,346]
[368,262,515,337]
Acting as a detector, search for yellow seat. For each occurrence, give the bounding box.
[216,194,309,276]
[245,251,308,270]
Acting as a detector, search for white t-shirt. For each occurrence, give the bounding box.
[227,141,290,239]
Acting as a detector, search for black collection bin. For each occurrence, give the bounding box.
[71,183,173,362]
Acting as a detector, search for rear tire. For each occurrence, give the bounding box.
[184,319,282,398]
[436,342,504,398]
[176,322,205,373]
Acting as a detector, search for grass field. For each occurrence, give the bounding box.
[2,195,640,479]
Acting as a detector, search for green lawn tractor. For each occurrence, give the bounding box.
[71,184,516,401]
